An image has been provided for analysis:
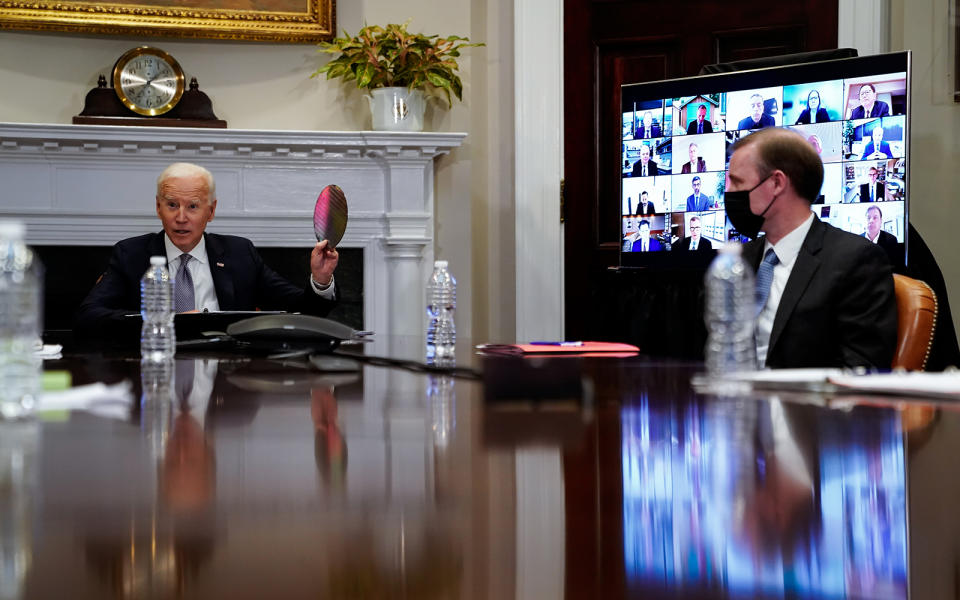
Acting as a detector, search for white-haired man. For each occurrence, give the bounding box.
[77,162,339,336]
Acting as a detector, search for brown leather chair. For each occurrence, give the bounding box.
[892,274,938,371]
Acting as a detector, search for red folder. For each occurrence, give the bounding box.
[476,341,639,356]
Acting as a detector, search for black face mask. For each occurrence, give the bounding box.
[724,174,776,240]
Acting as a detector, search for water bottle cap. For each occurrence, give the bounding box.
[0,220,26,239]
[149,255,167,266]
[434,260,448,268]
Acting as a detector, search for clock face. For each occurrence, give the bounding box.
[113,47,185,116]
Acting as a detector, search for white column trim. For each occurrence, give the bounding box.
[838,0,890,56]
[514,0,564,341]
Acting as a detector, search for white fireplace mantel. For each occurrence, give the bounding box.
[0,122,465,337]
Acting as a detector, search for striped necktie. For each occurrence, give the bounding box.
[174,254,196,313]
[755,248,779,316]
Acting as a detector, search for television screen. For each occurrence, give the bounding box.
[619,52,910,268]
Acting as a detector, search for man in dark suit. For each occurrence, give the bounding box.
[859,166,885,202]
[636,191,656,216]
[726,128,896,369]
[863,205,900,265]
[631,220,662,252]
[680,142,707,174]
[686,104,713,135]
[685,176,711,212]
[860,126,893,160]
[635,111,662,139]
[631,144,658,177]
[76,162,339,338]
[737,93,776,130]
[848,83,890,119]
[674,216,713,251]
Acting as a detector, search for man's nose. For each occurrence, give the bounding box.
[175,207,187,221]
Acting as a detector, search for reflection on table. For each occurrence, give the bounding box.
[1,346,957,598]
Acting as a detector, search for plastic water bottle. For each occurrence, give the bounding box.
[0,220,43,420]
[141,256,175,362]
[426,260,456,364]
[704,243,757,375]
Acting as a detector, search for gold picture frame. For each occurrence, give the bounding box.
[0,0,335,43]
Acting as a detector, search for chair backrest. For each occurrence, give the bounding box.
[892,274,938,370]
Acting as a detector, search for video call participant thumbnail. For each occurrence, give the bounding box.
[861,125,893,160]
[685,176,711,212]
[631,219,662,252]
[863,204,900,266]
[636,190,656,215]
[794,89,831,124]
[636,111,661,139]
[724,127,896,369]
[860,166,884,202]
[848,83,890,119]
[674,215,713,251]
[687,104,713,135]
[631,144,658,177]
[737,93,776,130]
[681,142,707,173]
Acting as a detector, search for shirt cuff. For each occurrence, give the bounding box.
[309,274,336,299]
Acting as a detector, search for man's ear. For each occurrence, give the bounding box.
[208,199,217,222]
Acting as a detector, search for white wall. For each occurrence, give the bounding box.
[0,0,520,342]
[887,0,960,352]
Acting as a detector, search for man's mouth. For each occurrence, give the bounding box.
[173,229,191,235]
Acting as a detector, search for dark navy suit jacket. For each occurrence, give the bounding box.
[75,232,336,337]
[743,217,896,369]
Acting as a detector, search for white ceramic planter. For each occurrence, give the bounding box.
[368,87,425,132]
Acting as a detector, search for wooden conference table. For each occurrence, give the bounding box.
[2,336,959,599]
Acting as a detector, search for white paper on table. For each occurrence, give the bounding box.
[828,372,960,399]
[37,381,134,420]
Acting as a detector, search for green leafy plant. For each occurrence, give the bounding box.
[312,21,482,107]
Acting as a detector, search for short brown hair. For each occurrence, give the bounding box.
[732,128,823,203]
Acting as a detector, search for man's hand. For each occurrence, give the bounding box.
[311,239,339,286]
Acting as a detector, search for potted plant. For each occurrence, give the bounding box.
[312,21,482,131]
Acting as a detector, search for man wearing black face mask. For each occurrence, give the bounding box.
[725,128,896,369]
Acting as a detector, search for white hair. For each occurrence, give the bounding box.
[156,163,216,202]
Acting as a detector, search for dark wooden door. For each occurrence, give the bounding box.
[563,0,840,342]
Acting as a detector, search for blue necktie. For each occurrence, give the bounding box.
[697,122,703,134]
[755,248,779,316]
[174,254,195,313]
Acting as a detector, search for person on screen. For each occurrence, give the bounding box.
[686,104,713,134]
[859,167,885,202]
[636,111,661,139]
[806,134,823,156]
[674,216,713,251]
[737,93,775,130]
[861,126,893,160]
[724,127,896,369]
[863,204,898,248]
[631,220,662,252]
[863,205,902,267]
[75,162,340,337]
[794,89,830,124]
[637,191,656,216]
[681,143,707,173]
[631,144,658,177]
[685,176,711,211]
[849,83,890,119]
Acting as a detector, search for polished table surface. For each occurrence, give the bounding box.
[2,337,958,599]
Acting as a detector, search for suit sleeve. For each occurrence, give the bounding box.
[835,241,898,368]
[74,242,142,339]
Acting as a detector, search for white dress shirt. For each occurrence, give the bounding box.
[756,213,815,367]
[163,234,335,312]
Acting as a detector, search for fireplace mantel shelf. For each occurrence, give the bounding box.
[0,122,466,337]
